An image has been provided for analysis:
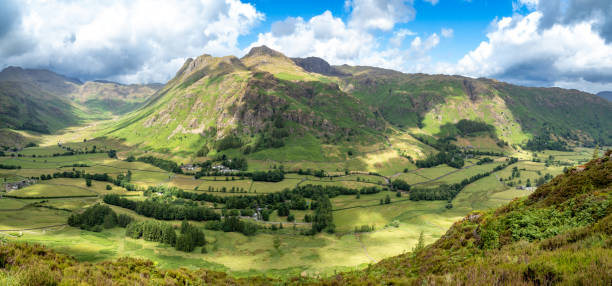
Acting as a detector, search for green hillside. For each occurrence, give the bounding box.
[99,48,385,159]
[337,66,612,148]
[0,67,159,125]
[0,81,80,133]
[93,47,612,161]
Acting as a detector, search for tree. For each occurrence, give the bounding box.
[413,231,425,253]
[593,145,600,159]
[273,236,281,252]
[312,195,333,233]
[86,178,92,187]
[391,179,410,191]
[287,214,295,222]
[396,191,401,197]
[106,185,112,190]
[384,195,391,204]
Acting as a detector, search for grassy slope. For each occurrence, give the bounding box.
[0,81,81,133]
[338,66,612,147]
[99,51,384,161]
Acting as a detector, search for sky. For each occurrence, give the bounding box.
[1,0,611,93]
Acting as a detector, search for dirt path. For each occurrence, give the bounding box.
[0,224,68,232]
[355,233,377,263]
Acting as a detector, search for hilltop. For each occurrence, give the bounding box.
[597,91,612,102]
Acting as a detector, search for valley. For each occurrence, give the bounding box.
[0,46,610,283]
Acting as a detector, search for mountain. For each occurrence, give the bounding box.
[100,47,384,159]
[336,65,612,147]
[99,46,612,158]
[597,91,612,102]
[0,66,160,116]
[0,67,160,137]
[0,80,80,134]
[291,56,345,76]
[3,151,611,284]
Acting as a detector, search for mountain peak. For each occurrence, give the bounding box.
[243,45,287,59]
[291,57,345,76]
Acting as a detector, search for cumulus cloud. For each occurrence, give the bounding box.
[437,11,612,93]
[517,0,612,43]
[347,0,416,31]
[441,28,454,38]
[0,0,264,83]
[390,29,417,47]
[248,6,442,75]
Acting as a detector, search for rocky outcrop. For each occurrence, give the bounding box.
[291,57,345,76]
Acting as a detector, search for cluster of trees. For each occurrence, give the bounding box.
[216,135,243,151]
[465,150,504,156]
[410,157,519,202]
[391,179,410,191]
[354,225,375,233]
[455,119,496,136]
[0,164,21,169]
[125,220,205,253]
[136,156,182,173]
[311,195,334,233]
[34,170,137,191]
[204,216,259,236]
[253,116,289,151]
[296,168,327,178]
[251,170,284,182]
[524,134,571,151]
[103,194,220,221]
[67,204,133,231]
[476,157,494,165]
[416,150,465,168]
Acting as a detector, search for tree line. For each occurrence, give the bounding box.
[150,184,381,212]
[33,170,137,191]
[136,156,183,173]
[103,194,220,221]
[126,220,206,252]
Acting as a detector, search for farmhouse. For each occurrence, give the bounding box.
[3,179,36,192]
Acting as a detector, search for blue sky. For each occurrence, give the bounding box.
[240,0,516,63]
[1,0,611,93]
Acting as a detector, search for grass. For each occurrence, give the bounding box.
[0,198,28,210]
[0,207,70,230]
[7,183,99,198]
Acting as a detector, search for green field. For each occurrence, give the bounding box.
[0,142,596,277]
[8,183,98,198]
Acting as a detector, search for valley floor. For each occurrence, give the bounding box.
[0,131,597,277]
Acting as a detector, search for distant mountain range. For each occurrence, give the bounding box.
[1,46,611,155]
[0,66,160,136]
[597,91,612,102]
[95,46,612,159]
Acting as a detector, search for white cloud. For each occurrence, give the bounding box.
[0,0,264,83]
[423,0,439,5]
[250,9,441,75]
[441,28,454,38]
[390,29,417,47]
[436,11,612,93]
[347,0,416,31]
